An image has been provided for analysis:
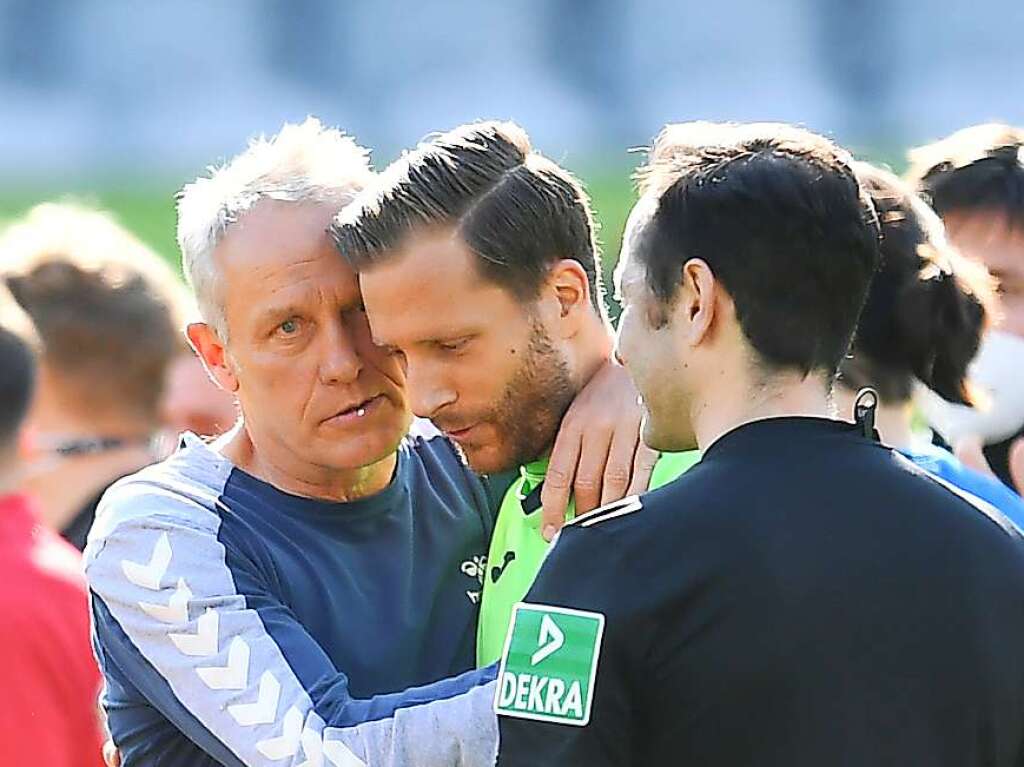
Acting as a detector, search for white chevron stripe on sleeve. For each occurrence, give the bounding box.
[324,739,367,767]
[297,725,325,767]
[169,607,219,657]
[139,577,191,624]
[256,705,303,760]
[122,532,172,591]
[228,671,281,726]
[196,635,249,690]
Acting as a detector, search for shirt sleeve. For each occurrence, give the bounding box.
[495,522,637,767]
[86,503,499,767]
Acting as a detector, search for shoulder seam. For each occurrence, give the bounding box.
[569,495,644,529]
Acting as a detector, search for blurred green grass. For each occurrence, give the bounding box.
[0,179,184,273]
[0,165,640,313]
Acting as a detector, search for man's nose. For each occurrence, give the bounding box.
[406,360,457,418]
[318,327,363,385]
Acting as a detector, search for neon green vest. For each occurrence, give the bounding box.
[476,450,700,666]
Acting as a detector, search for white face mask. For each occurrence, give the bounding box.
[914,329,1024,444]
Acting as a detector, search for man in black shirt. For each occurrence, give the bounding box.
[496,122,1024,766]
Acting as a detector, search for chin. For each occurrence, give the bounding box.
[459,443,517,475]
[321,422,409,469]
[642,420,692,453]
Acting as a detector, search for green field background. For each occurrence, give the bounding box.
[0,150,900,319]
[0,166,636,281]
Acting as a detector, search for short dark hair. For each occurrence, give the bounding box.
[0,285,38,450]
[0,203,186,428]
[330,121,603,311]
[842,163,996,405]
[636,122,881,376]
[907,123,1024,227]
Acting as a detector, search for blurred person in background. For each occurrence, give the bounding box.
[159,299,238,443]
[332,120,696,668]
[0,284,104,767]
[160,348,238,438]
[835,163,1024,523]
[0,203,186,550]
[497,122,1024,766]
[88,118,647,767]
[908,124,1024,491]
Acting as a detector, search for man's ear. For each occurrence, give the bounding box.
[547,259,594,338]
[679,258,718,347]
[187,323,239,393]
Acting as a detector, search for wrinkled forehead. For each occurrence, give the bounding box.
[614,194,659,296]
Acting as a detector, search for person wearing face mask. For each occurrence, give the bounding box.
[834,163,1024,525]
[907,125,1024,492]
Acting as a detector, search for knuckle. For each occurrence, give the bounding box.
[545,468,571,489]
[573,475,600,493]
[602,466,631,487]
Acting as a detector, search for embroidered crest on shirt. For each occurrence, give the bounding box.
[460,554,487,604]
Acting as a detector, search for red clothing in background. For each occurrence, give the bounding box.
[0,492,104,767]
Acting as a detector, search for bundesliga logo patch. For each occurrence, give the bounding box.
[494,602,605,726]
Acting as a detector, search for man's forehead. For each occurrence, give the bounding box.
[615,196,657,292]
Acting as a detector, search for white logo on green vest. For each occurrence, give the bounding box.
[493,602,605,726]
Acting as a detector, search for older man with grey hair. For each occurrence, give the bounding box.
[87,118,646,767]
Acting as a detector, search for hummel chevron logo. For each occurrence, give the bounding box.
[169,607,219,656]
[531,614,565,666]
[297,724,325,767]
[122,532,171,590]
[323,739,367,767]
[228,671,281,726]
[256,705,303,759]
[197,635,249,690]
[139,577,191,624]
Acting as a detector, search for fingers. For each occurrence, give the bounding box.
[600,418,640,506]
[1009,438,1024,493]
[572,426,614,517]
[627,442,660,497]
[541,426,582,542]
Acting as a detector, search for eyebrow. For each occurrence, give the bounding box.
[255,305,303,324]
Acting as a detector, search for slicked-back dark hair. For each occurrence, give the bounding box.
[636,122,880,377]
[907,123,1024,227]
[0,285,38,451]
[330,121,603,311]
[842,163,996,405]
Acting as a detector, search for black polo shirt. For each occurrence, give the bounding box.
[497,417,1024,767]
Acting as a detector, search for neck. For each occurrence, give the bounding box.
[19,443,154,531]
[22,392,158,531]
[222,423,397,503]
[571,313,615,391]
[692,365,834,451]
[32,392,156,441]
[835,388,915,449]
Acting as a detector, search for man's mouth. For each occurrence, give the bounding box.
[321,395,384,426]
[440,422,482,442]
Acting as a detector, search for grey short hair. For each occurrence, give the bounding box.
[177,117,374,339]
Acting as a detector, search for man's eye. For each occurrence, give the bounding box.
[438,338,469,352]
[278,319,300,335]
